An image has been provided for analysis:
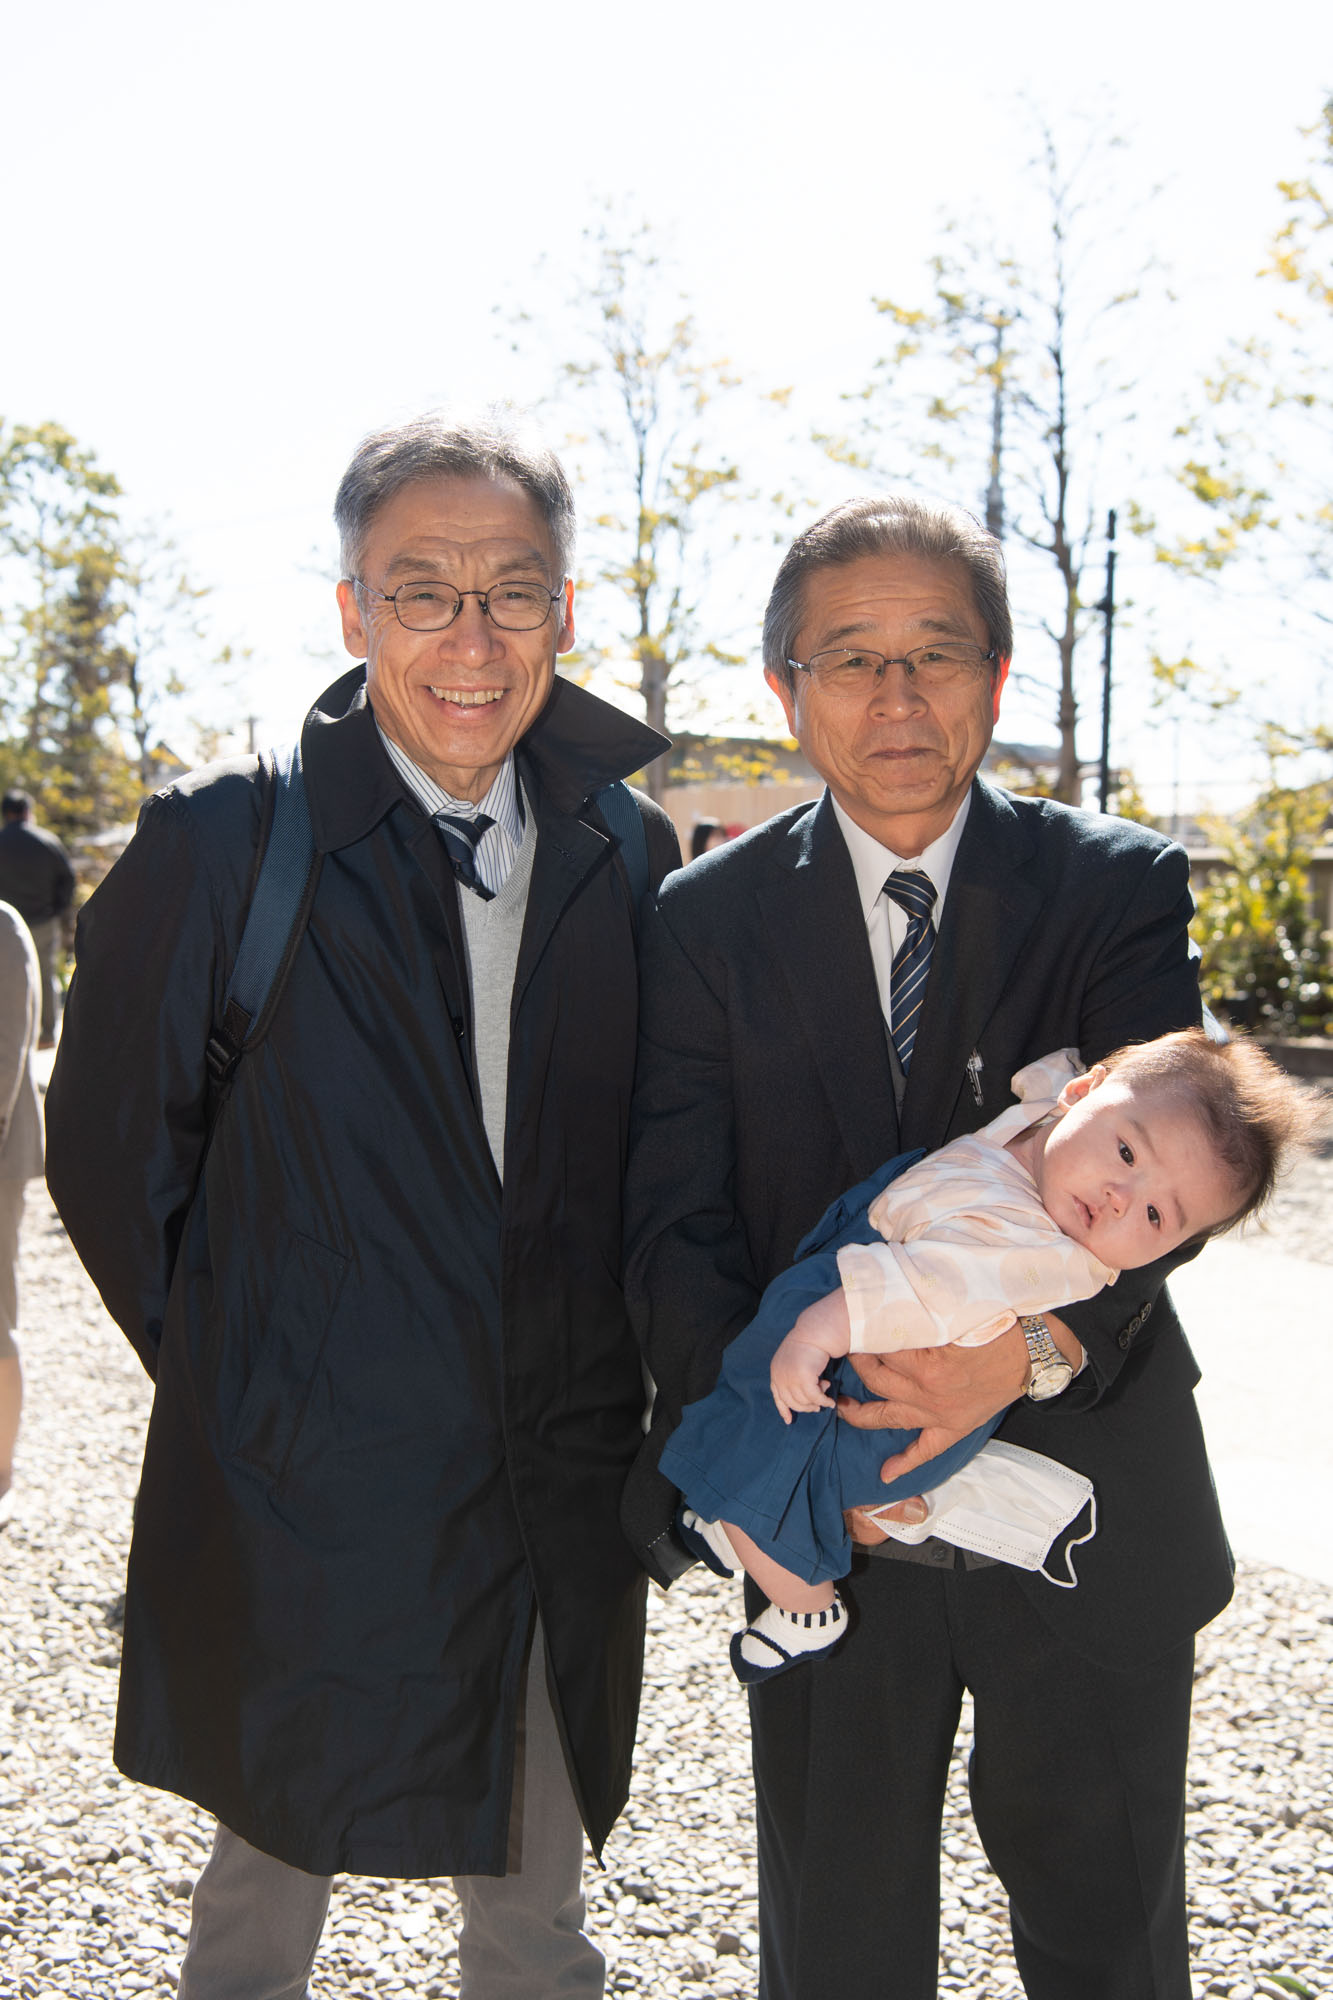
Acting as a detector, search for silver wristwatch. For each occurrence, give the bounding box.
[1020,1315,1074,1401]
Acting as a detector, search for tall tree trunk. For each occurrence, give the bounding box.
[640,651,669,803]
[985,321,1006,541]
[1056,632,1080,802]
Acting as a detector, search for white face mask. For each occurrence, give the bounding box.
[865,1440,1097,1587]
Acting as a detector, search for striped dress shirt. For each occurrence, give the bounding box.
[377,727,526,898]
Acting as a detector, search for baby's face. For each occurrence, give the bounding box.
[1030,1071,1238,1270]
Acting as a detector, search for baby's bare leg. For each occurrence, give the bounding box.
[723,1521,836,1615]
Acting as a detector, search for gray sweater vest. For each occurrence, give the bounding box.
[458,809,538,1179]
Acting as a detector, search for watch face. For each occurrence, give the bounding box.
[1028,1361,1073,1401]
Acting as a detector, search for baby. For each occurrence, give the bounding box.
[660,1028,1309,1684]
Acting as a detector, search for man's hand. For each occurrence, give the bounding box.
[837,1321,1030,1484]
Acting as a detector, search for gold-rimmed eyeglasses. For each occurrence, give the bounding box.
[785,643,997,694]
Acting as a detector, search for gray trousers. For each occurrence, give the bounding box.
[28,916,61,1044]
[176,1622,603,2000]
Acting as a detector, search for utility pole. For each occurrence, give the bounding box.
[984,317,1006,542]
[1096,510,1117,814]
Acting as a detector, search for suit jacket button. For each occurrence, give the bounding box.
[1118,1329,1133,1349]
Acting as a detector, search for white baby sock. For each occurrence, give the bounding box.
[732,1594,846,1682]
[680,1508,739,1577]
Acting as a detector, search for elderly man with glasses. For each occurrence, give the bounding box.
[622,495,1230,2000]
[47,409,679,2000]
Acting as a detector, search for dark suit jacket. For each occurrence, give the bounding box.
[621,779,1234,1669]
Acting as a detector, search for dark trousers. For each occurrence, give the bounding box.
[748,1555,1194,2000]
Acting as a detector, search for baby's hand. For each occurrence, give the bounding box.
[770,1332,837,1425]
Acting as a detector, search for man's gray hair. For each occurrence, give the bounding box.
[762,495,1013,690]
[334,407,577,583]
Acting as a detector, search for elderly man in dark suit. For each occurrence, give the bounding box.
[622,496,1231,2000]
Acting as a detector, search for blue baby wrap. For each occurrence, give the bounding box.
[659,1149,1002,1585]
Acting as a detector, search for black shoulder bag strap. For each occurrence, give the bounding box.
[205,739,323,1095]
[596,778,650,919]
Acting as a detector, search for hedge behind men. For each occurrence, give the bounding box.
[46,412,679,1998]
[0,791,75,1047]
[622,497,1233,1998]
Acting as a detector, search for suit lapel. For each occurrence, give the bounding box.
[511,810,607,1012]
[758,794,900,1180]
[901,780,1043,1146]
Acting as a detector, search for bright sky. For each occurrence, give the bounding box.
[5,0,1330,815]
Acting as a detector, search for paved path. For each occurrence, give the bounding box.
[1177,1242,1333,1590]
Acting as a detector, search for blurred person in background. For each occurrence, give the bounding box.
[0,791,75,1050]
[0,898,43,1527]
[689,818,729,861]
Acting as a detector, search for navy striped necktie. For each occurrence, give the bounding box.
[883,868,937,1071]
[435,811,495,901]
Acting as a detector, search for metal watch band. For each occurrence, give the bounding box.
[1019,1314,1074,1400]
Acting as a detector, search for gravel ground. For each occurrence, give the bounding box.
[3,1183,1332,2000]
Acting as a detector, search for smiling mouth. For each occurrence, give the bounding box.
[428,686,504,707]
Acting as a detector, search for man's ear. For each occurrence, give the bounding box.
[1055,1063,1106,1111]
[555,576,576,655]
[991,655,1011,724]
[764,665,799,739]
[336,579,369,660]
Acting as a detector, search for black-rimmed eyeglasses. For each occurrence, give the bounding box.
[351,577,565,633]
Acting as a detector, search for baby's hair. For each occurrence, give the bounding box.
[1098,1027,1315,1236]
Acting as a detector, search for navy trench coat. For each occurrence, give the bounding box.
[45,667,679,1877]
